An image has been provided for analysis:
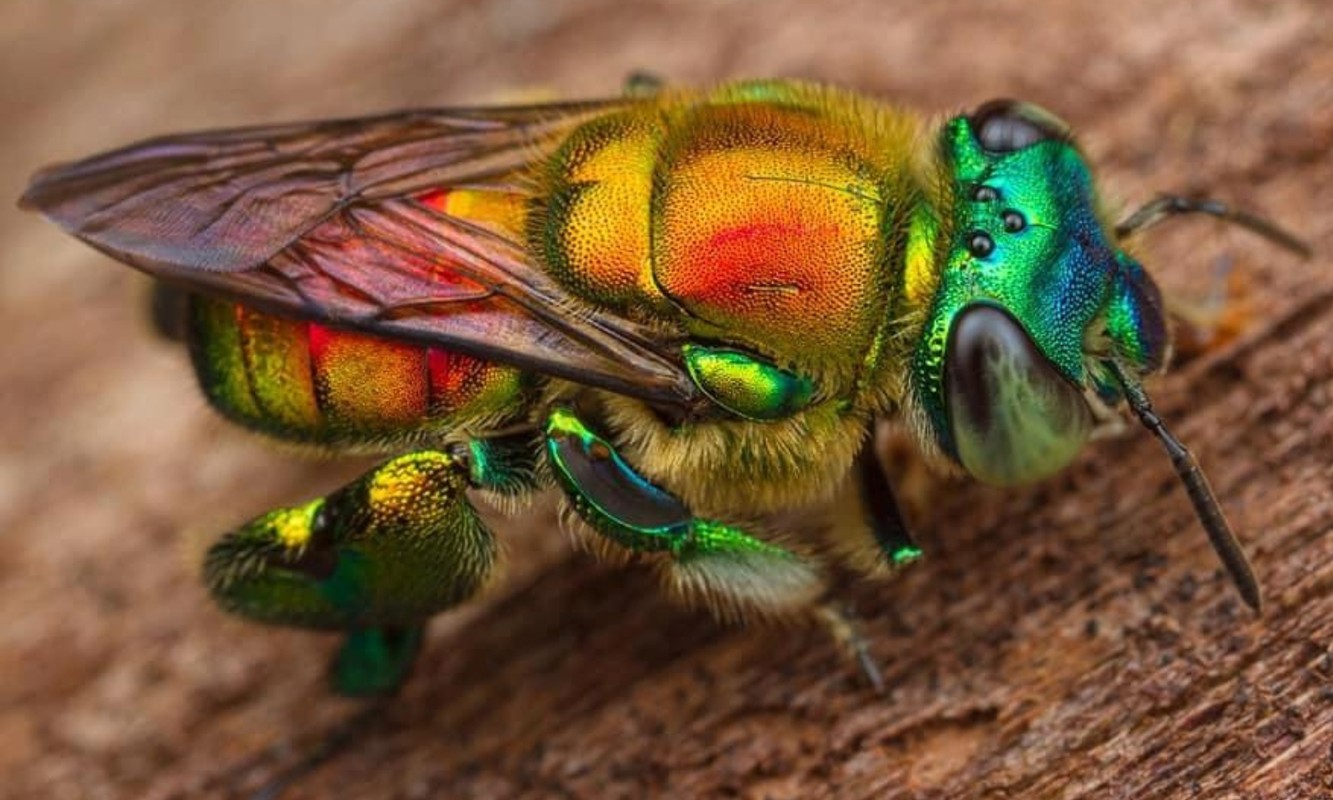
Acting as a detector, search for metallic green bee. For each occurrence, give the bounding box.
[21,80,1307,696]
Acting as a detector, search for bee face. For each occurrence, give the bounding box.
[913,101,1169,485]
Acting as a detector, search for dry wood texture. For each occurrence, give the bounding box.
[1,1,1330,798]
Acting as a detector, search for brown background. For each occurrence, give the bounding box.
[1,1,1330,798]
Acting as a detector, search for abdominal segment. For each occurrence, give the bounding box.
[187,296,529,448]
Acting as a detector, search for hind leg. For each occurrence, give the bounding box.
[204,435,534,696]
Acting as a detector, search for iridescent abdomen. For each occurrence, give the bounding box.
[535,82,922,385]
[188,296,528,448]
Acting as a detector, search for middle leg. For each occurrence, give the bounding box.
[543,406,826,622]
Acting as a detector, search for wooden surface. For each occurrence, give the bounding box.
[1,1,1330,798]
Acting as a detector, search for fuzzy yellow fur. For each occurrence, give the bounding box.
[597,391,871,516]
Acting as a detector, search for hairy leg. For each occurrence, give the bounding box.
[203,436,535,695]
[543,405,826,620]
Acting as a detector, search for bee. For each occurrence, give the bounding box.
[21,79,1307,697]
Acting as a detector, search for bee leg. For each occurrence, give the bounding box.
[1114,194,1310,257]
[331,625,424,697]
[856,443,925,569]
[208,440,536,795]
[545,406,889,687]
[544,406,825,622]
[822,442,926,578]
[815,602,886,694]
[202,442,536,695]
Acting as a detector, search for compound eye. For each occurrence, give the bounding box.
[945,304,1092,486]
[969,99,1070,152]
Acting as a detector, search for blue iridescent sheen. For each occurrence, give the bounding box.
[544,408,803,562]
[1105,251,1169,372]
[545,407,694,552]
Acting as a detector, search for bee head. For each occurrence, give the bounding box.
[911,100,1168,485]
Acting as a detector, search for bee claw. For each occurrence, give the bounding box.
[816,603,886,694]
[855,644,888,695]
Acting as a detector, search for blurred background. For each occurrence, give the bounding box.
[2,1,1330,798]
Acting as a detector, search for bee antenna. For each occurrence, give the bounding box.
[1107,362,1262,612]
[1115,194,1312,259]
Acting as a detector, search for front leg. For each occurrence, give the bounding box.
[543,406,824,622]
[856,442,924,569]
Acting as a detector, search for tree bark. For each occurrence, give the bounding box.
[2,2,1330,798]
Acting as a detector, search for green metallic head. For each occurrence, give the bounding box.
[913,100,1168,486]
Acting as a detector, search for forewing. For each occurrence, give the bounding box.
[21,101,700,407]
[21,102,611,272]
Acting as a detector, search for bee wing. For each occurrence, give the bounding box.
[20,102,615,272]
[21,102,701,407]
